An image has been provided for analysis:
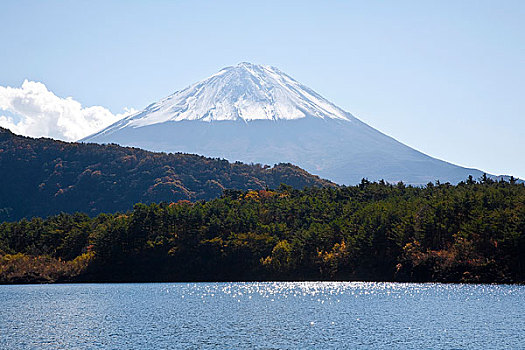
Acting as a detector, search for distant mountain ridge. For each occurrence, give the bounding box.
[0,127,330,221]
[83,63,512,185]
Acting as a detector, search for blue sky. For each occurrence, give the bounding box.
[1,0,523,178]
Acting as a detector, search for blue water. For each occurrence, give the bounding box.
[0,282,523,349]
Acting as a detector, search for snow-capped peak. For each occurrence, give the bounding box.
[119,62,354,127]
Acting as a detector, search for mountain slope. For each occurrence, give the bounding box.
[84,63,491,185]
[0,127,330,221]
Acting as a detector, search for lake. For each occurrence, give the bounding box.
[0,282,523,349]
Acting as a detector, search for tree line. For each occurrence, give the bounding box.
[1,177,524,283]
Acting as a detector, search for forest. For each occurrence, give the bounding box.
[0,127,328,221]
[1,177,524,284]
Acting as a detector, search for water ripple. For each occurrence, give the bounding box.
[0,282,523,349]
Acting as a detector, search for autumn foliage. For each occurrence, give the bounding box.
[1,178,524,284]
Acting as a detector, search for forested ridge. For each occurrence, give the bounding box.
[1,178,524,284]
[0,127,329,221]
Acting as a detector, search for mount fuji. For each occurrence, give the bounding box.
[83,62,488,185]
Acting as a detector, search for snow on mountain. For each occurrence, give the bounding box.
[83,63,490,185]
[99,62,351,135]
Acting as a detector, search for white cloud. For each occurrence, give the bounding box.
[0,80,135,141]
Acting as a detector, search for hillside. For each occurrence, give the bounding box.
[0,127,330,221]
